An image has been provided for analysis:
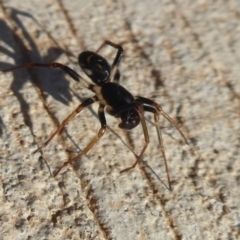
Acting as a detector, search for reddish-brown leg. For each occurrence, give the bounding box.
[120,104,149,173]
[34,97,97,153]
[53,104,106,176]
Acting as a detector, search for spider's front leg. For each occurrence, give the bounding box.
[120,104,150,172]
[111,102,150,173]
[136,96,189,190]
[136,96,188,144]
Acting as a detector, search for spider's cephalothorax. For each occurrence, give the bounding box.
[0,40,188,190]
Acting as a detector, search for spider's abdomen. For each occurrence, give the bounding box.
[101,82,135,109]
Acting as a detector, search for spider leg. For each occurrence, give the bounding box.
[34,96,98,153]
[53,104,106,176]
[113,69,121,83]
[95,40,123,77]
[136,96,189,190]
[136,96,189,144]
[0,62,82,83]
[143,105,172,191]
[120,104,150,173]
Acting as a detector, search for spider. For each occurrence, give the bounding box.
[0,40,188,190]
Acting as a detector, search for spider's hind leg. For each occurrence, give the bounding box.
[96,40,123,78]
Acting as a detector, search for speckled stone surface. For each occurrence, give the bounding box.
[0,1,239,239]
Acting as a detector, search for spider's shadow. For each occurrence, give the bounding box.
[0,10,179,190]
[0,8,74,137]
[0,8,136,158]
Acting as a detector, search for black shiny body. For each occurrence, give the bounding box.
[100,82,139,129]
[101,82,135,109]
[0,40,188,190]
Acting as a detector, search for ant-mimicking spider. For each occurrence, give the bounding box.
[0,40,188,190]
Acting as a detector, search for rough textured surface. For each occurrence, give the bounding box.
[0,0,239,239]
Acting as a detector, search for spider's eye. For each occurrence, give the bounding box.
[78,51,111,85]
[118,109,140,130]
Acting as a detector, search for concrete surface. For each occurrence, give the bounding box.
[0,0,239,239]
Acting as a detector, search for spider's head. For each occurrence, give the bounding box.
[118,109,140,130]
[78,51,111,85]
